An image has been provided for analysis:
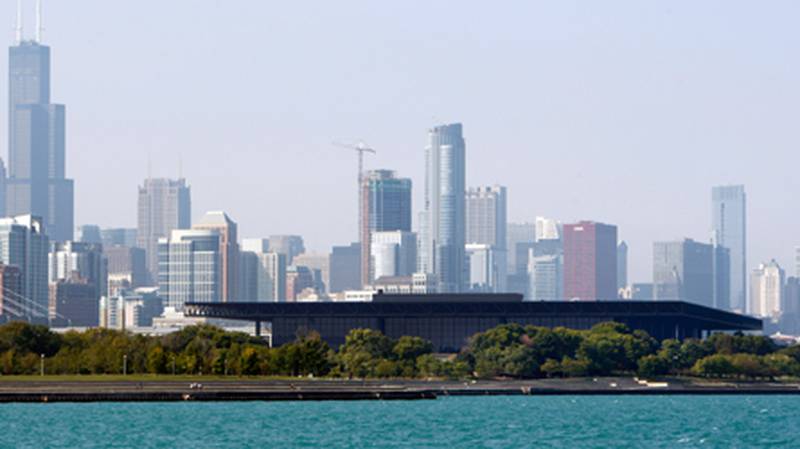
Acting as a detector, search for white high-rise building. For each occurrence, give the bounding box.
[465,185,507,292]
[0,215,48,318]
[241,238,269,254]
[420,123,466,293]
[535,217,561,241]
[158,229,220,310]
[371,231,417,281]
[528,252,563,301]
[466,243,507,292]
[749,260,784,319]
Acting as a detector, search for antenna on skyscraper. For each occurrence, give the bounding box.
[35,0,43,43]
[15,0,24,44]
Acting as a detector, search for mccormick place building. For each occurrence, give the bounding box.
[186,293,761,352]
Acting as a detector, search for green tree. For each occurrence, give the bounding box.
[540,358,562,378]
[337,329,393,378]
[240,347,260,375]
[637,354,669,378]
[146,346,168,374]
[692,354,735,378]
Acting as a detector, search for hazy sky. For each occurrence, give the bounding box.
[1,1,799,282]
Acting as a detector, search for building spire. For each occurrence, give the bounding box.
[35,0,43,43]
[15,0,24,44]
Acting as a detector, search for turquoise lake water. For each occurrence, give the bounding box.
[0,396,796,448]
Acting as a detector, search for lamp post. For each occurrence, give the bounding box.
[123,354,128,376]
[40,354,44,377]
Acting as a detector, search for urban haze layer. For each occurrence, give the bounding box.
[0,2,797,342]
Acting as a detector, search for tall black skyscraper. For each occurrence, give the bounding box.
[7,3,74,242]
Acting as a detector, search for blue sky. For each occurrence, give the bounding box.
[2,0,799,281]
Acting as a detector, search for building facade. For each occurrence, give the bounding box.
[0,264,22,319]
[370,231,417,281]
[49,275,97,327]
[711,185,746,312]
[137,178,191,284]
[506,222,535,276]
[563,221,617,300]
[528,237,564,301]
[0,215,48,320]
[329,243,361,293]
[193,211,239,302]
[105,246,147,291]
[158,229,220,310]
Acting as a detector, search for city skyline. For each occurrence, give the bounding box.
[0,2,797,284]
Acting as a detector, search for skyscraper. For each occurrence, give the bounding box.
[653,239,718,307]
[528,238,564,301]
[137,178,191,284]
[329,242,361,293]
[465,185,507,292]
[0,215,48,319]
[105,245,147,292]
[749,260,784,319]
[617,241,628,292]
[465,243,507,292]
[268,235,305,266]
[48,241,107,297]
[75,225,101,244]
[506,222,536,297]
[7,9,73,242]
[193,211,239,302]
[421,123,466,293]
[563,221,617,300]
[535,217,561,241]
[0,264,22,319]
[711,185,746,312]
[293,252,331,294]
[158,229,220,310]
[101,228,138,248]
[528,253,563,301]
[506,222,535,275]
[360,170,412,285]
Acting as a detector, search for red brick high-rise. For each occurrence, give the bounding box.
[563,221,618,300]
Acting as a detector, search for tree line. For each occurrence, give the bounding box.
[0,321,798,380]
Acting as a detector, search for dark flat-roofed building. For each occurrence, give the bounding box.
[186,293,761,352]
